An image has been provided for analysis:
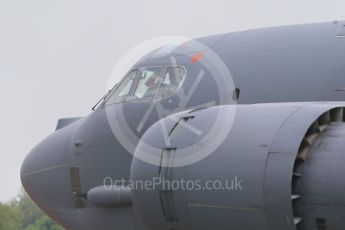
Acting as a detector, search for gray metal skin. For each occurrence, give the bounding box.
[20,21,345,230]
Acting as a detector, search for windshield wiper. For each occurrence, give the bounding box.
[92,89,112,111]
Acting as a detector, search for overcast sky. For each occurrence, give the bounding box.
[0,0,344,202]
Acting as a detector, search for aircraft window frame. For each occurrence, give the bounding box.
[104,70,138,105]
[154,65,187,101]
[129,66,165,101]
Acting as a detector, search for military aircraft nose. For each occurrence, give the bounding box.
[20,124,77,228]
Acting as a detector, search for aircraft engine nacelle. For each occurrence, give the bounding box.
[130,103,345,230]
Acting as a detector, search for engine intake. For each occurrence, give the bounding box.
[130,103,345,230]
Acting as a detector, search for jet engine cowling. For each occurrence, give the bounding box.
[130,103,345,230]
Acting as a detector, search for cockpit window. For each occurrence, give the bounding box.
[104,66,185,105]
[133,67,163,99]
[105,70,137,105]
[156,66,186,99]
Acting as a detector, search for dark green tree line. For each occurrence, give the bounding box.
[0,190,63,230]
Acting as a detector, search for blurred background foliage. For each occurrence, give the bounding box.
[0,189,63,230]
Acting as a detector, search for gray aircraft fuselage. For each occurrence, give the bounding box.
[21,21,345,230]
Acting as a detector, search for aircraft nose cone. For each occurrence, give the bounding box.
[21,124,77,228]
